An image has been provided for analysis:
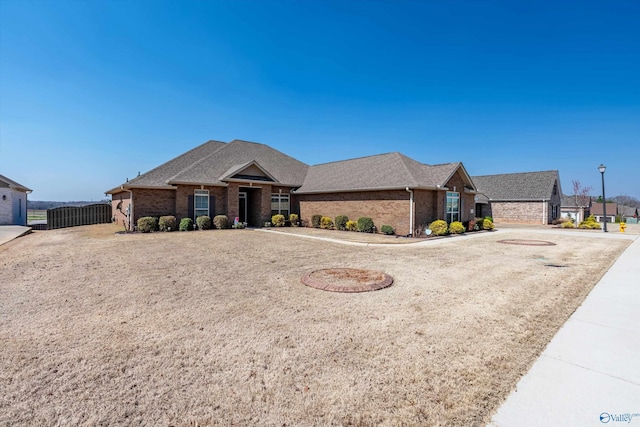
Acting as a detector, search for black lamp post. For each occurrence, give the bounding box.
[598,164,607,232]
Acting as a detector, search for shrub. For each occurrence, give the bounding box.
[311,215,322,228]
[428,220,448,236]
[578,215,601,229]
[272,214,286,227]
[289,213,299,225]
[213,215,228,230]
[137,216,158,233]
[335,215,349,231]
[357,217,375,233]
[381,225,394,235]
[196,215,212,230]
[179,217,194,231]
[484,215,494,222]
[449,221,465,234]
[320,216,334,229]
[158,215,177,232]
[561,221,575,228]
[479,218,495,230]
[346,220,358,231]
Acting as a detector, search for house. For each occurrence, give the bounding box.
[590,202,618,223]
[471,170,562,225]
[0,174,32,226]
[561,194,591,224]
[295,153,477,235]
[620,206,639,224]
[106,139,478,235]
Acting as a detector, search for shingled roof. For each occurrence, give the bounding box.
[0,174,32,192]
[471,170,561,201]
[590,202,618,216]
[170,140,308,187]
[561,194,591,208]
[107,140,309,192]
[295,152,474,194]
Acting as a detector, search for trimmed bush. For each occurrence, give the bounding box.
[357,217,375,233]
[578,215,601,229]
[381,225,394,235]
[479,218,495,230]
[158,215,177,232]
[196,215,212,230]
[272,214,286,227]
[179,217,194,231]
[137,216,158,233]
[428,220,448,236]
[561,221,575,228]
[289,213,299,225]
[311,215,322,228]
[213,215,228,230]
[346,220,358,231]
[449,221,465,234]
[335,215,349,231]
[320,216,334,229]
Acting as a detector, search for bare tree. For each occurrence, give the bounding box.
[571,180,592,206]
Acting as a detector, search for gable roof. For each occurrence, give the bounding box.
[590,202,618,216]
[471,170,561,201]
[294,152,475,194]
[170,140,308,186]
[107,140,308,193]
[0,174,32,192]
[561,194,591,208]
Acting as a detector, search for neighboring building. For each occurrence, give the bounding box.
[591,202,618,223]
[0,174,32,226]
[561,194,591,224]
[106,139,478,235]
[620,206,639,224]
[472,170,562,225]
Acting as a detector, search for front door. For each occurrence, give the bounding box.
[239,192,247,223]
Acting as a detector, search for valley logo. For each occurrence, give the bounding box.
[600,412,640,424]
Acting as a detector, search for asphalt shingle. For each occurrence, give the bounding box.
[471,171,561,201]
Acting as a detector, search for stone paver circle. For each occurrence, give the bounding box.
[301,268,393,293]
[497,239,556,246]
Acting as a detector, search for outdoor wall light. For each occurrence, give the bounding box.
[2,195,6,200]
[598,164,607,232]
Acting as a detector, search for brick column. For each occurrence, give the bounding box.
[227,183,239,221]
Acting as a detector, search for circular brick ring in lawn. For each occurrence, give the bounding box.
[301,268,394,293]
[497,239,557,246]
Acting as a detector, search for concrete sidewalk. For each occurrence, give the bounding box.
[489,234,640,426]
[0,225,32,246]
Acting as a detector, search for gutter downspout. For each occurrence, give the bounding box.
[125,188,134,231]
[406,187,414,236]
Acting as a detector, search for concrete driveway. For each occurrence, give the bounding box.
[0,226,31,246]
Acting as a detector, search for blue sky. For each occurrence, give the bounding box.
[1,0,638,201]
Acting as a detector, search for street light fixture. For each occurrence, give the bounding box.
[598,164,607,232]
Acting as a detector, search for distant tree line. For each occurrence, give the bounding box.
[27,200,111,210]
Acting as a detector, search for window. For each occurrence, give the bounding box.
[446,191,460,223]
[194,189,209,218]
[271,193,290,217]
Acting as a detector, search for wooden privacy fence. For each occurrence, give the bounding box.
[47,204,111,230]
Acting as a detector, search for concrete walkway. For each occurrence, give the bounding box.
[489,232,640,426]
[0,225,31,246]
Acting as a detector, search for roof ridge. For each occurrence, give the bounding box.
[472,170,558,178]
[165,140,228,182]
[311,151,402,167]
[129,140,226,184]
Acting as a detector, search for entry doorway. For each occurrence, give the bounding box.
[239,192,247,223]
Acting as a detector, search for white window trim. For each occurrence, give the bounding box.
[194,189,209,218]
[446,191,460,223]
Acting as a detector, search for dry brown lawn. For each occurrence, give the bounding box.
[0,224,630,426]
